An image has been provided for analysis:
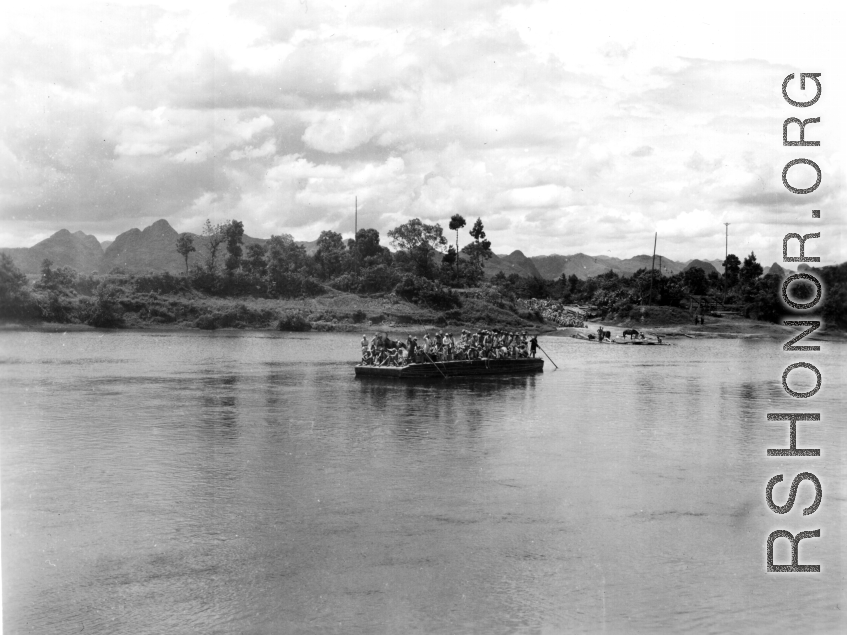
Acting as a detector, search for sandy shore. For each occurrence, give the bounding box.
[547,317,844,342]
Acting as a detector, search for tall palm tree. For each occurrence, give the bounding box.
[448,214,466,279]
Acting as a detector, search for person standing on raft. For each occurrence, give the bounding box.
[530,335,538,357]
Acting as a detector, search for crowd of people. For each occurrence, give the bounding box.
[360,329,539,366]
[517,299,585,327]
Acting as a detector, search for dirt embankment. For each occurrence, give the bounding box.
[547,313,844,341]
[0,288,549,335]
[4,292,842,341]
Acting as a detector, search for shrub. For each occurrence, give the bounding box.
[330,266,401,294]
[34,261,78,295]
[394,275,461,310]
[133,272,189,295]
[193,303,277,330]
[277,311,312,331]
[73,274,100,296]
[267,272,325,298]
[300,276,325,297]
[35,291,77,323]
[195,314,219,330]
[84,283,124,328]
[0,254,39,319]
[443,308,462,323]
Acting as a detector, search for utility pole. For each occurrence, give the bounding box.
[723,222,730,303]
[354,196,359,273]
[649,232,657,305]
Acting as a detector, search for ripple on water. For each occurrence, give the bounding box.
[1,331,844,634]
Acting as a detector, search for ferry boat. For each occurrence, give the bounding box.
[611,337,664,345]
[355,357,544,378]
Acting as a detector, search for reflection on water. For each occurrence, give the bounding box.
[1,331,844,634]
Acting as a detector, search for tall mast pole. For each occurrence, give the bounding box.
[723,222,730,303]
[649,232,657,305]
[355,196,358,273]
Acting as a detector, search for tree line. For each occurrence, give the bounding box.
[486,251,845,328]
[171,214,494,301]
[2,221,844,330]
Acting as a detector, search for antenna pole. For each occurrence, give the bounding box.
[649,232,657,305]
[723,222,730,303]
[355,197,358,273]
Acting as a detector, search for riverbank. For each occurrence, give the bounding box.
[0,288,548,335]
[549,316,845,341]
[3,290,842,340]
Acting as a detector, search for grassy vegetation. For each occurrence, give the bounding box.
[0,256,543,332]
[3,248,844,336]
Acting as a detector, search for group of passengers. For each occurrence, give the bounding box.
[360,329,539,366]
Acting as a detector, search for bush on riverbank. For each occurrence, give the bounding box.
[277,311,311,331]
[1,254,41,319]
[81,283,124,328]
[394,275,461,310]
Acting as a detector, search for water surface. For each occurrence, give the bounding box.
[1,330,844,634]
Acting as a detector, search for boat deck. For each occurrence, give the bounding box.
[355,357,544,378]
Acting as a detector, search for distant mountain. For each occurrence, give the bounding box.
[684,259,718,275]
[485,250,542,278]
[762,262,796,277]
[102,219,193,273]
[0,229,103,274]
[100,219,281,274]
[531,253,615,279]
[2,219,328,275]
[605,254,686,277]
[0,218,758,281]
[528,253,685,280]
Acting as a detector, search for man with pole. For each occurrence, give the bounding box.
[532,333,559,369]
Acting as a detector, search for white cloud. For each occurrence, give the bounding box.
[229,138,277,160]
[0,0,845,265]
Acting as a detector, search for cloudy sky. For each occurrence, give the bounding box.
[1,0,845,264]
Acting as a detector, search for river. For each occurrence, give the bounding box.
[1,330,843,634]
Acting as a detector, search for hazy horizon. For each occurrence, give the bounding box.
[6,216,821,268]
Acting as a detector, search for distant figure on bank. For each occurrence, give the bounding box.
[597,326,604,342]
[530,335,538,357]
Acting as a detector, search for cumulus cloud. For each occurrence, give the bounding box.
[630,146,654,158]
[0,0,844,265]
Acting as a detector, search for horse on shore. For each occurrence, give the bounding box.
[622,329,639,340]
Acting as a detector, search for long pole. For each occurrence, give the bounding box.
[723,222,730,303]
[421,349,448,380]
[649,232,657,305]
[725,222,729,259]
[355,196,359,273]
[536,344,558,369]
